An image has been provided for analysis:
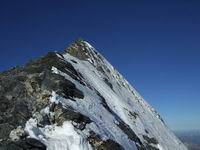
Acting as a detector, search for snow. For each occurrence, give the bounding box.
[50,90,59,104]
[42,122,93,150]
[157,144,164,150]
[24,88,93,150]
[51,67,137,150]
[25,118,40,139]
[41,106,50,115]
[59,41,187,150]
[25,118,93,150]
[84,41,94,49]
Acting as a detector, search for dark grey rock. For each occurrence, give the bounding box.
[88,131,124,150]
[0,51,86,148]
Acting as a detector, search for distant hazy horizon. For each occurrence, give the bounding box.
[175,130,200,150]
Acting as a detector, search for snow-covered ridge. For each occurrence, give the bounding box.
[23,40,187,150]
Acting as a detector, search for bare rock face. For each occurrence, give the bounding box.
[0,51,85,149]
[65,38,90,60]
[0,39,187,150]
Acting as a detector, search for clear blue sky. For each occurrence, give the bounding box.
[0,0,199,131]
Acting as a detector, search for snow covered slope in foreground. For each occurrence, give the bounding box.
[0,39,187,150]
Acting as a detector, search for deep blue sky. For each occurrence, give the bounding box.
[0,0,200,131]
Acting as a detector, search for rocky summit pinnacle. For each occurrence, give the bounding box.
[0,39,187,150]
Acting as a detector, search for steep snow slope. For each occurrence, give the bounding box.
[24,40,187,150]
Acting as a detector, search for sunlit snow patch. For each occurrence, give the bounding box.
[25,119,93,150]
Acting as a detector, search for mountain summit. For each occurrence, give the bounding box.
[0,40,187,150]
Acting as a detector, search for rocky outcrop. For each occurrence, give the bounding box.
[0,51,87,149]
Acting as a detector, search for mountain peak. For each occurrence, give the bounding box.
[0,40,187,150]
[64,39,107,70]
[64,38,95,60]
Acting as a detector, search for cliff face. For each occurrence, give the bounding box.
[0,40,187,150]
